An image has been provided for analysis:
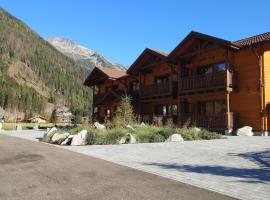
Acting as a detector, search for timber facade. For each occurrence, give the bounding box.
[84,31,270,135]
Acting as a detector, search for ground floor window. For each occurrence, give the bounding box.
[154,104,178,116]
[197,100,225,114]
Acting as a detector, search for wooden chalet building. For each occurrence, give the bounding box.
[84,31,270,135]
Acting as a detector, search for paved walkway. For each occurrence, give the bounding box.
[2,130,270,200]
[0,133,235,200]
[63,137,270,200]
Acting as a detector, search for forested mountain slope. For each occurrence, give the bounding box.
[0,7,92,119]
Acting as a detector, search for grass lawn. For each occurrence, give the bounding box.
[2,123,54,130]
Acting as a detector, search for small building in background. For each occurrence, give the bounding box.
[27,115,48,123]
[55,107,73,124]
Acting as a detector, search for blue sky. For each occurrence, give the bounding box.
[1,0,270,66]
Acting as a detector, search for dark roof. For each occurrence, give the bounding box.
[127,48,168,74]
[97,67,127,79]
[233,32,270,48]
[84,67,126,86]
[169,31,240,58]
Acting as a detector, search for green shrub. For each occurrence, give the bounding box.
[134,125,167,143]
[87,129,106,145]
[177,127,223,140]
[105,128,128,144]
[157,126,176,139]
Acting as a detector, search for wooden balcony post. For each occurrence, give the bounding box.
[225,92,232,135]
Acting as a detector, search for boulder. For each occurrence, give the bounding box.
[140,122,146,127]
[236,126,253,136]
[51,132,70,144]
[71,130,88,146]
[16,124,22,131]
[126,124,135,131]
[165,134,184,142]
[46,127,58,138]
[129,133,136,144]
[61,135,74,145]
[119,136,126,144]
[94,122,106,130]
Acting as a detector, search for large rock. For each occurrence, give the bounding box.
[119,134,136,144]
[126,124,135,131]
[119,136,126,144]
[165,134,184,142]
[46,127,58,138]
[16,124,22,131]
[71,130,88,146]
[61,135,74,145]
[236,126,253,136]
[129,133,136,144]
[140,122,146,127]
[51,132,70,143]
[94,122,106,130]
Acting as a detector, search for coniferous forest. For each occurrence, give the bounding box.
[0,7,92,119]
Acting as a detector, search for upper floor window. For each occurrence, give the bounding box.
[94,86,99,95]
[155,75,169,85]
[197,62,226,75]
[130,81,139,91]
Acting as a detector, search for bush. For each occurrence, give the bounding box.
[177,127,223,140]
[134,125,168,143]
[105,128,129,144]
[87,129,106,145]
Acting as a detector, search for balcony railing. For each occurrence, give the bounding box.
[180,112,238,130]
[179,70,234,93]
[141,82,171,98]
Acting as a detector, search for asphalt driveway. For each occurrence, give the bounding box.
[0,134,235,200]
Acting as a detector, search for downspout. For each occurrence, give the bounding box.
[252,48,265,135]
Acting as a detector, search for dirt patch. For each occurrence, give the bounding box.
[0,153,44,165]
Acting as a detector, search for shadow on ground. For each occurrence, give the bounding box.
[143,149,270,184]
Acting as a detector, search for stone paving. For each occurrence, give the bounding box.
[63,137,270,200]
[2,130,270,200]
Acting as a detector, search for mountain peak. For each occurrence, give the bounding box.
[48,36,125,71]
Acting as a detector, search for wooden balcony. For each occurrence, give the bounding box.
[179,70,236,95]
[180,112,238,131]
[141,81,177,100]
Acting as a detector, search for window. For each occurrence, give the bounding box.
[155,75,169,85]
[94,86,99,95]
[154,104,178,116]
[197,100,225,114]
[106,108,111,117]
[171,105,178,116]
[197,62,226,75]
[130,81,139,91]
[181,100,190,113]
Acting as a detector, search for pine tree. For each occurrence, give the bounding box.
[113,95,135,127]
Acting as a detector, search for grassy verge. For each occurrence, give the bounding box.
[2,123,54,130]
